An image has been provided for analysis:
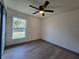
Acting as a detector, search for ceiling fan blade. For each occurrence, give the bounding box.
[29,5,39,10]
[42,13,45,16]
[44,10,54,12]
[33,11,39,14]
[43,1,49,8]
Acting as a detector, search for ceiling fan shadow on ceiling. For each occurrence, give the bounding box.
[29,0,54,16]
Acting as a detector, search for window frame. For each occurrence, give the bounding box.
[12,17,26,40]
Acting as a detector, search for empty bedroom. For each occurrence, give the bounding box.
[1,0,79,59]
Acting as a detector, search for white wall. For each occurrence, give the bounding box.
[42,9,79,53]
[6,8,41,46]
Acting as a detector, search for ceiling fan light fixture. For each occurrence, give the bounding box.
[39,11,44,14]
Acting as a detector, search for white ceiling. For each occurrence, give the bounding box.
[5,0,79,18]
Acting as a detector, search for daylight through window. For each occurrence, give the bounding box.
[12,17,26,39]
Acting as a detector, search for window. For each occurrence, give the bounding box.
[12,17,26,39]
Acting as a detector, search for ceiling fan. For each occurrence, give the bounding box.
[29,1,54,16]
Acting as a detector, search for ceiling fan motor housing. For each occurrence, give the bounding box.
[39,6,44,11]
